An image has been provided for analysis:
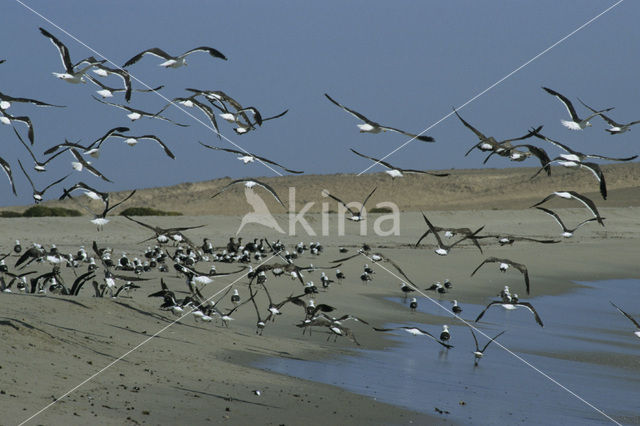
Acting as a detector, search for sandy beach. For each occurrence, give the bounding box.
[0,202,639,425]
[1,164,639,425]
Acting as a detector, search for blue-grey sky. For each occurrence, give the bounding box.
[0,0,637,206]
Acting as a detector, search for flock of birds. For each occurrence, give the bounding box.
[1,27,639,371]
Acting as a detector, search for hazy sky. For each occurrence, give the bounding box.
[0,0,637,206]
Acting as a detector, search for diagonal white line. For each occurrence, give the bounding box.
[18,252,282,425]
[14,0,285,177]
[360,252,622,425]
[356,0,625,176]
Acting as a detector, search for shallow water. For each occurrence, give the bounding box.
[258,279,640,425]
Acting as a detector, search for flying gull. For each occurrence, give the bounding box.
[211,178,285,207]
[469,328,506,366]
[533,158,607,200]
[419,211,484,256]
[108,133,175,159]
[1,109,34,144]
[350,148,449,178]
[531,130,638,163]
[578,98,640,135]
[44,126,131,158]
[475,297,544,327]
[11,127,68,172]
[39,27,104,83]
[535,207,602,238]
[531,191,604,226]
[18,159,69,203]
[323,187,377,222]
[0,89,64,110]
[88,74,163,101]
[373,326,453,349]
[69,148,112,182]
[542,87,613,130]
[0,155,16,195]
[198,142,304,174]
[325,93,435,142]
[123,46,227,68]
[92,96,189,127]
[90,63,132,101]
[470,257,531,294]
[170,96,221,138]
[454,108,539,156]
[610,302,640,338]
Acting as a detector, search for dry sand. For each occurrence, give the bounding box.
[1,165,639,425]
[2,162,639,215]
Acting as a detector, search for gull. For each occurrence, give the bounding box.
[415,221,484,254]
[0,89,64,110]
[90,63,132,101]
[454,108,538,156]
[88,75,163,101]
[610,302,640,338]
[108,133,175,159]
[578,98,640,135]
[0,155,16,195]
[69,148,112,182]
[44,126,131,158]
[474,234,559,246]
[452,300,462,314]
[124,215,205,246]
[531,191,604,226]
[350,149,449,178]
[1,109,34,144]
[470,257,531,294]
[198,142,304,174]
[483,143,551,175]
[542,87,613,130]
[420,211,484,256]
[531,130,638,163]
[325,93,435,142]
[211,178,285,207]
[59,181,108,203]
[92,96,189,127]
[373,326,453,349]
[81,190,137,231]
[170,96,221,138]
[18,160,69,203]
[39,27,103,83]
[533,157,607,200]
[187,88,253,128]
[323,187,377,222]
[469,328,505,366]
[230,109,288,135]
[11,127,68,172]
[475,298,544,327]
[123,46,227,68]
[535,207,602,238]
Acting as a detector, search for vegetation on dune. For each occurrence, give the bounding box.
[119,207,183,216]
[0,210,23,218]
[21,206,83,217]
[369,207,394,214]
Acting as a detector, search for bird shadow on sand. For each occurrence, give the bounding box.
[173,386,281,409]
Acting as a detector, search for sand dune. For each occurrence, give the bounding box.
[3,163,639,216]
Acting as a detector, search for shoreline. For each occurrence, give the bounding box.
[1,208,639,424]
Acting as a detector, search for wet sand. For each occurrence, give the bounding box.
[1,206,639,425]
